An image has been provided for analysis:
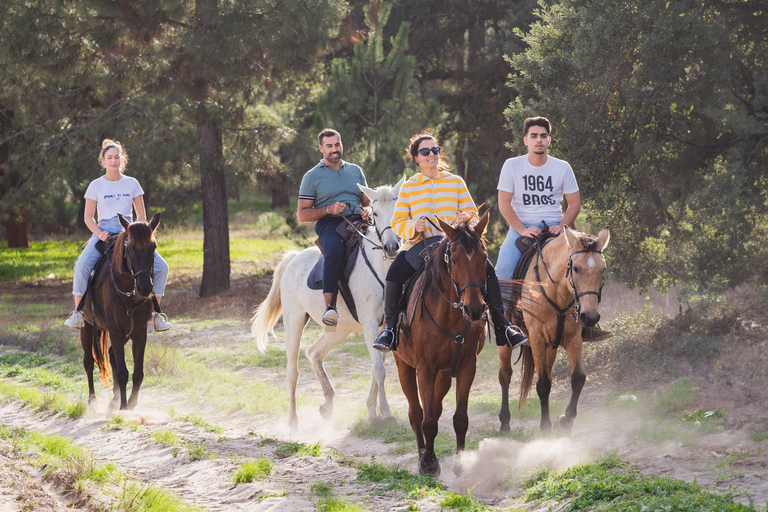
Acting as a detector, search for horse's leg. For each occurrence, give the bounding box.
[127,330,147,409]
[559,338,585,433]
[108,345,120,410]
[453,355,478,476]
[417,367,441,477]
[394,355,425,463]
[283,308,308,433]
[534,344,558,431]
[80,324,96,404]
[497,344,513,432]
[305,329,349,422]
[109,334,130,410]
[362,318,392,421]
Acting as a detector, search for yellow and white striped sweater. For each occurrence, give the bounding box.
[392,171,478,250]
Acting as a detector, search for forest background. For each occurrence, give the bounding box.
[1,0,766,299]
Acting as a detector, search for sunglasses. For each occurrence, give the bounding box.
[418,146,441,157]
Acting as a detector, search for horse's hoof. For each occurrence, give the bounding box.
[382,415,397,427]
[88,394,97,405]
[453,458,464,477]
[558,415,574,433]
[419,454,441,478]
[319,402,333,421]
[499,422,510,433]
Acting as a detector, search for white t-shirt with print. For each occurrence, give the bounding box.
[84,176,144,222]
[497,155,579,225]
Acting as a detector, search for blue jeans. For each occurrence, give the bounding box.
[495,222,551,280]
[72,216,169,297]
[314,216,345,295]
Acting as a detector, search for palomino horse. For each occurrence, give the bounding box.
[394,211,490,477]
[498,225,610,432]
[81,213,161,410]
[251,179,403,431]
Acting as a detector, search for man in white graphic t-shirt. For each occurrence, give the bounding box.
[495,116,611,341]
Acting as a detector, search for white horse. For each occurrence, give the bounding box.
[252,178,404,431]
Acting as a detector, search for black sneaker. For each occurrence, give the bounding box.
[373,328,395,352]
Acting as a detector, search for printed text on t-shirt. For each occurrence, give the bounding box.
[522,175,556,206]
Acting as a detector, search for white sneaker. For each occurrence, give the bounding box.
[152,312,172,332]
[64,310,84,329]
[322,306,338,326]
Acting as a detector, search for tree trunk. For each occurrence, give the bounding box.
[197,119,230,298]
[4,210,29,248]
[195,0,230,298]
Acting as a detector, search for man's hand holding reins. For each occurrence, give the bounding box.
[327,202,346,216]
[520,225,542,238]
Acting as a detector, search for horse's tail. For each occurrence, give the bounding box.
[517,345,535,414]
[251,251,298,353]
[92,329,112,388]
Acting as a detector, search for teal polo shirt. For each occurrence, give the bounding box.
[298,159,368,216]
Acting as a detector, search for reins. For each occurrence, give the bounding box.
[339,206,397,291]
[105,236,152,336]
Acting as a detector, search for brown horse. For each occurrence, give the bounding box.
[81,213,160,410]
[394,211,490,477]
[498,225,610,432]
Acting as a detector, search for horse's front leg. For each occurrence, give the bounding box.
[127,329,147,410]
[108,337,130,410]
[535,345,558,432]
[282,308,307,433]
[497,344,514,432]
[80,324,97,404]
[559,338,586,433]
[394,355,427,468]
[305,330,348,422]
[452,354,478,476]
[417,367,441,477]
[363,318,392,421]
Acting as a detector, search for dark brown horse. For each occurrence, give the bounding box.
[394,211,490,477]
[498,225,610,432]
[81,213,160,410]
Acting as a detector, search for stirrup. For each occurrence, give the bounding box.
[322,306,339,326]
[373,328,395,352]
[504,325,527,348]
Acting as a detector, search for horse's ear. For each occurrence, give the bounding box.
[597,226,610,250]
[474,210,490,236]
[149,212,161,232]
[563,225,579,248]
[118,213,130,230]
[392,175,406,198]
[358,183,376,202]
[438,216,456,238]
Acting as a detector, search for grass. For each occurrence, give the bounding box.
[178,413,223,434]
[655,378,699,415]
[274,440,325,458]
[523,452,758,511]
[355,458,444,498]
[233,457,273,483]
[116,483,206,512]
[152,429,182,447]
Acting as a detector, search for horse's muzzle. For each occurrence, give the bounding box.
[383,242,399,259]
[463,303,487,323]
[580,311,600,328]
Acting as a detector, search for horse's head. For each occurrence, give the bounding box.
[563,225,610,327]
[114,212,161,299]
[436,210,490,322]
[358,176,405,259]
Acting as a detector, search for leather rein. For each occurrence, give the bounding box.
[105,237,154,336]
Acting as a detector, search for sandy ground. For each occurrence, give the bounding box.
[1,277,767,510]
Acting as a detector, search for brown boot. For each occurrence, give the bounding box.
[582,325,613,342]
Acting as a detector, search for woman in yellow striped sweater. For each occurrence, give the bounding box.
[373,132,526,352]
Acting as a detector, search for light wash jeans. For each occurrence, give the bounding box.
[495,221,552,280]
[72,216,169,297]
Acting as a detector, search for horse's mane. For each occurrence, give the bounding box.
[111,222,156,274]
[423,222,485,293]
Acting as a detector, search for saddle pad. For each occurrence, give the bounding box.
[306,243,361,290]
[511,231,557,281]
[397,266,427,336]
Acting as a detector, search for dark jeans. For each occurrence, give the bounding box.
[315,216,345,295]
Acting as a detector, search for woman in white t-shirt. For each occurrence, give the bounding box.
[64,139,172,332]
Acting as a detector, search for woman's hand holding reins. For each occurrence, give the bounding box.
[98,231,110,241]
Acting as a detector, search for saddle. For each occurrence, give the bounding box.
[307,216,370,323]
[499,229,557,329]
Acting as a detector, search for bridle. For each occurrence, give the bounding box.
[533,239,604,349]
[565,248,604,318]
[105,235,155,335]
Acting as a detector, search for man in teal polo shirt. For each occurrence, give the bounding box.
[297,129,371,327]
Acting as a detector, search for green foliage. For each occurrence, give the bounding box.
[67,401,87,419]
[655,378,698,415]
[185,443,211,462]
[117,483,205,512]
[152,430,182,447]
[355,458,444,498]
[315,496,368,512]
[274,441,324,458]
[233,457,273,484]
[508,0,768,293]
[524,453,756,511]
[179,413,223,434]
[440,490,491,512]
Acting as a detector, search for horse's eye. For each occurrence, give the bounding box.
[573,266,579,273]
